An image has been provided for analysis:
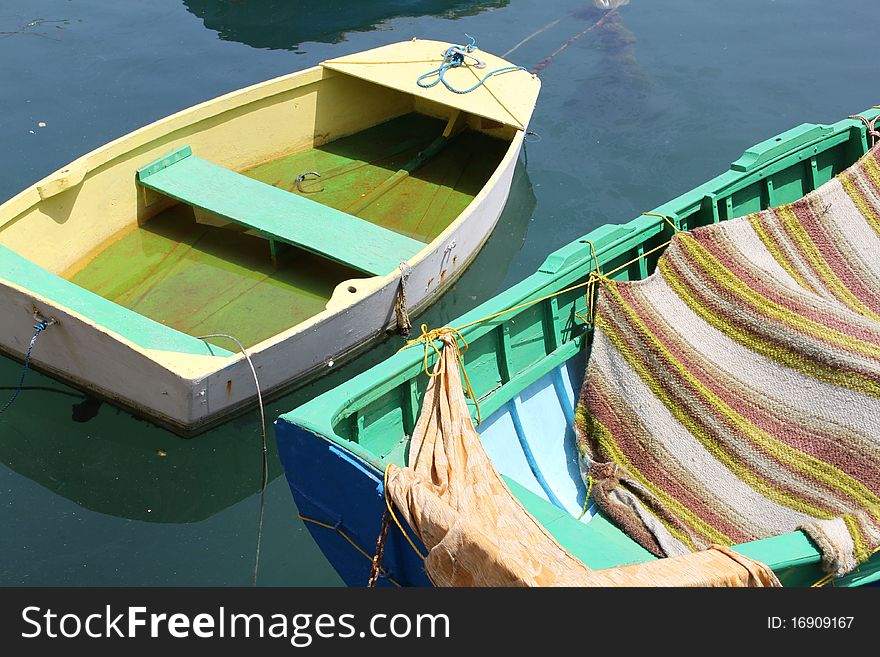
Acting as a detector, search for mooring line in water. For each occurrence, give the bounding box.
[503,18,561,59]
[531,8,615,74]
[0,311,56,415]
[197,333,268,587]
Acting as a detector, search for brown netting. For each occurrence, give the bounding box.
[385,336,780,587]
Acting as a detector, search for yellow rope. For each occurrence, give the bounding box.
[641,211,681,233]
[810,573,835,588]
[387,215,679,566]
[298,514,402,587]
[574,240,606,326]
[462,63,526,129]
[399,228,675,425]
[453,237,672,334]
[390,201,880,588]
[403,324,483,424]
[383,464,428,561]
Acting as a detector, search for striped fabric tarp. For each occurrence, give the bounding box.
[577,145,880,577]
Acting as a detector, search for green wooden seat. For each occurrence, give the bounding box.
[137,147,424,276]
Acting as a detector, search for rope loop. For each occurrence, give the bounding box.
[400,324,481,423]
[394,211,679,426]
[575,240,611,326]
[849,113,880,148]
[416,36,527,95]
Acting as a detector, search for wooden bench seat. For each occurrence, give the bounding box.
[137,147,424,276]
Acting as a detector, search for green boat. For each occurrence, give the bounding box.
[275,108,880,587]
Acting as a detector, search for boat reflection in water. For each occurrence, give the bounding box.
[182,0,509,51]
[0,162,535,523]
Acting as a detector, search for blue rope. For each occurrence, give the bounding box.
[417,35,526,95]
[0,319,49,415]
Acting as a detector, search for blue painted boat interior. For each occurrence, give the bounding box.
[478,354,596,522]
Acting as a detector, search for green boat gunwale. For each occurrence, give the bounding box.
[281,108,880,585]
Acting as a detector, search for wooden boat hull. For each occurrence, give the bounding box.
[276,109,880,586]
[0,41,540,434]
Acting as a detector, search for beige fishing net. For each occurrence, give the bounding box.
[385,336,779,587]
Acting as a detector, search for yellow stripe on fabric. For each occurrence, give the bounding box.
[862,153,880,182]
[587,412,705,549]
[843,514,870,563]
[677,234,880,362]
[661,253,880,399]
[597,292,834,520]
[659,265,880,521]
[860,156,880,211]
[596,297,834,520]
[840,171,880,239]
[600,284,880,519]
[777,204,880,322]
[748,213,818,294]
[843,513,870,563]
[621,277,880,519]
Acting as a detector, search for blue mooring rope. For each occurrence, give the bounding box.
[417,35,526,95]
[0,318,51,415]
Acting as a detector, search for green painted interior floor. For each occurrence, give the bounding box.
[68,113,509,349]
[244,113,509,242]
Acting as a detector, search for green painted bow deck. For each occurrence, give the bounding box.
[280,109,880,586]
[65,113,508,349]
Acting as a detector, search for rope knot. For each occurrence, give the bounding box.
[401,324,481,423]
[447,50,466,67]
[32,307,57,333]
[575,240,613,325]
[417,35,526,95]
[1,312,56,415]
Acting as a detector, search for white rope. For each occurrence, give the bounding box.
[197,333,268,587]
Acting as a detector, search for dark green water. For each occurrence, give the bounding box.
[0,0,876,585]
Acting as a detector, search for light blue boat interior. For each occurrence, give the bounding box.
[478,354,596,523]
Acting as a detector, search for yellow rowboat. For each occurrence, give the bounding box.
[0,39,540,434]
